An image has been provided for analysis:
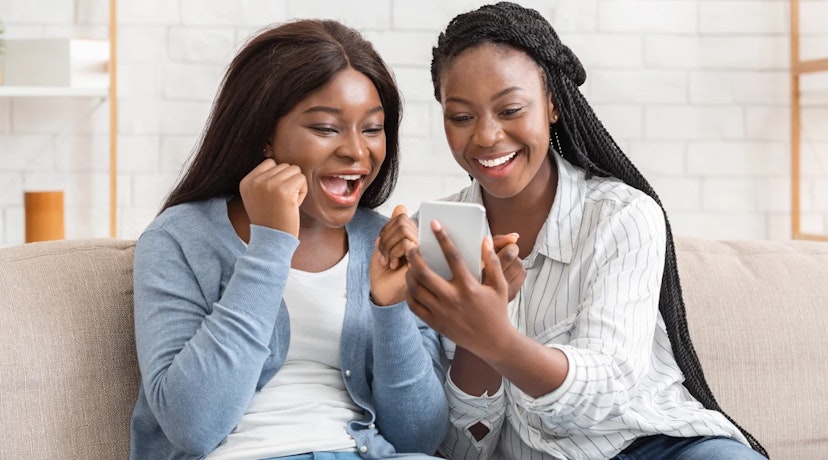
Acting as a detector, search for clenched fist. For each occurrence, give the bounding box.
[239,159,308,237]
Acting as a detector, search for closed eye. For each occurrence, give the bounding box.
[500,107,523,117]
[363,125,384,136]
[447,114,473,123]
[310,125,338,134]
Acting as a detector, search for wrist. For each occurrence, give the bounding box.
[369,290,398,307]
[476,323,523,369]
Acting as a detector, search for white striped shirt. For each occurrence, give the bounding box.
[439,152,747,460]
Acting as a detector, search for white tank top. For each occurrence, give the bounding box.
[206,253,362,459]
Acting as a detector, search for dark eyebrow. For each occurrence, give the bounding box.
[444,86,522,105]
[302,105,384,115]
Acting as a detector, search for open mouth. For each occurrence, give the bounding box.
[320,174,364,203]
[476,151,518,168]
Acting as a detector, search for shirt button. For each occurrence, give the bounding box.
[359,445,368,453]
[345,370,352,377]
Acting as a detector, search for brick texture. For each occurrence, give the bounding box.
[0,0,826,245]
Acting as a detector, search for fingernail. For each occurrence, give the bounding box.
[431,219,442,231]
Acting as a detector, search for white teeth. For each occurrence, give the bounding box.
[333,174,361,180]
[477,152,517,168]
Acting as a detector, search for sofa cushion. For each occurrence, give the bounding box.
[0,238,138,459]
[676,237,828,459]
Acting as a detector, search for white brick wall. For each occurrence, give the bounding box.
[1,0,827,246]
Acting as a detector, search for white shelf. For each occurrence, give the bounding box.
[0,85,109,98]
[0,38,110,98]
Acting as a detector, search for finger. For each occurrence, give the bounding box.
[391,204,408,219]
[380,225,417,269]
[281,172,308,198]
[406,295,436,328]
[378,213,418,269]
[245,163,296,191]
[481,236,508,292]
[406,246,452,298]
[405,255,442,313]
[492,233,519,251]
[496,242,520,268]
[430,219,474,282]
[248,159,285,178]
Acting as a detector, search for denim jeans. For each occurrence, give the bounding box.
[614,435,767,460]
[271,452,440,460]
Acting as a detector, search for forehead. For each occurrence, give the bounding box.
[294,67,382,110]
[441,43,547,98]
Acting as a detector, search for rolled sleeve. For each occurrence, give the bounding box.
[441,369,506,460]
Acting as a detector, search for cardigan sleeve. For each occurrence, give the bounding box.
[133,224,298,455]
[369,300,449,455]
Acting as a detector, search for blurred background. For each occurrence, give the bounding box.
[0,0,826,246]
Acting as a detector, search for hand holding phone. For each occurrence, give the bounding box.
[418,201,489,281]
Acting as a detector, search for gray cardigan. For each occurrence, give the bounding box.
[130,197,448,459]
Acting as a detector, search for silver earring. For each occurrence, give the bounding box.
[553,128,563,155]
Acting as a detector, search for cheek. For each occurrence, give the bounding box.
[528,114,552,145]
[369,136,387,162]
[443,125,467,158]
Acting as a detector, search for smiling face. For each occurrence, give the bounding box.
[268,67,386,229]
[439,43,557,201]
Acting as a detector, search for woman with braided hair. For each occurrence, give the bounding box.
[376,2,767,459]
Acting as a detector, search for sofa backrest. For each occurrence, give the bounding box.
[1,237,827,458]
[676,237,828,459]
[0,238,138,459]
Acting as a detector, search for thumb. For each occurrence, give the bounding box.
[391,204,408,219]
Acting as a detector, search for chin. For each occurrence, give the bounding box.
[325,206,360,228]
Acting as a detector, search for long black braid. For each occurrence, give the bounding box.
[431,2,767,457]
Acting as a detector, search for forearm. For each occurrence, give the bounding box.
[370,302,448,453]
[480,328,569,398]
[449,346,502,396]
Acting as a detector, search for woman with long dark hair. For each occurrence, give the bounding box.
[130,19,446,460]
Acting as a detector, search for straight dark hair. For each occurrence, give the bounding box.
[161,19,401,213]
[431,2,767,457]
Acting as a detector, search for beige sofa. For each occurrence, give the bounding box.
[1,237,826,458]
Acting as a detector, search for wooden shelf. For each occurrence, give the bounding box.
[0,0,118,238]
[794,58,828,75]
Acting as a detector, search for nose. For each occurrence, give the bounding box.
[336,129,369,161]
[472,116,504,147]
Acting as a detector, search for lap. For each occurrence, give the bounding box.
[615,435,766,460]
[272,452,441,460]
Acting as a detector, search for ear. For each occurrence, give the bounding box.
[263,143,273,159]
[547,94,558,124]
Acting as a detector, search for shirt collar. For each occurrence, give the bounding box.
[462,151,586,265]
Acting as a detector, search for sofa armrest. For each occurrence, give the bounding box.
[0,238,138,459]
[676,237,828,459]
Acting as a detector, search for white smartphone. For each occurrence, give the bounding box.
[418,201,489,281]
